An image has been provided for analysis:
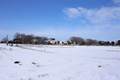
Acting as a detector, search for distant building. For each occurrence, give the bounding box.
[45,38,58,45]
[31,39,38,44]
[50,40,59,45]
[59,40,71,45]
[45,38,72,45]
[48,38,55,41]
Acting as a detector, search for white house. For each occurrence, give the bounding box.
[59,40,71,45]
[45,38,59,45]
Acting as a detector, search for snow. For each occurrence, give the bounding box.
[0,44,120,80]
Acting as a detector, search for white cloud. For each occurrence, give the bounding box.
[113,0,120,5]
[63,8,81,18]
[63,7,120,24]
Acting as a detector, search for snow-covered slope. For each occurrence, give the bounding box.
[0,44,120,80]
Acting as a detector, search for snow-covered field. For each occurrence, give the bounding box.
[0,44,120,80]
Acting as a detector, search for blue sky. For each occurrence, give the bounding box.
[0,0,120,41]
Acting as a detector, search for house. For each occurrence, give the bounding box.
[45,38,71,45]
[59,40,71,45]
[50,40,59,45]
[46,40,59,45]
[48,38,55,41]
[31,39,38,44]
[45,38,58,45]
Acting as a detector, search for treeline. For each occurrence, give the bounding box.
[13,32,48,44]
[1,32,48,44]
[69,37,120,46]
[1,32,120,46]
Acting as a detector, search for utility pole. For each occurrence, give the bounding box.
[6,35,8,46]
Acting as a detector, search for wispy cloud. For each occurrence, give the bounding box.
[62,4,120,41]
[63,7,120,25]
[113,0,120,5]
[63,8,81,18]
[0,30,5,35]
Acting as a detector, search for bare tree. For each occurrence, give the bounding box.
[14,32,21,39]
[13,32,49,44]
[2,35,9,45]
[13,32,22,44]
[2,37,8,43]
[41,37,48,44]
[21,34,26,44]
[24,35,34,44]
[85,39,98,45]
[31,36,48,44]
[33,36,42,44]
[70,37,84,45]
